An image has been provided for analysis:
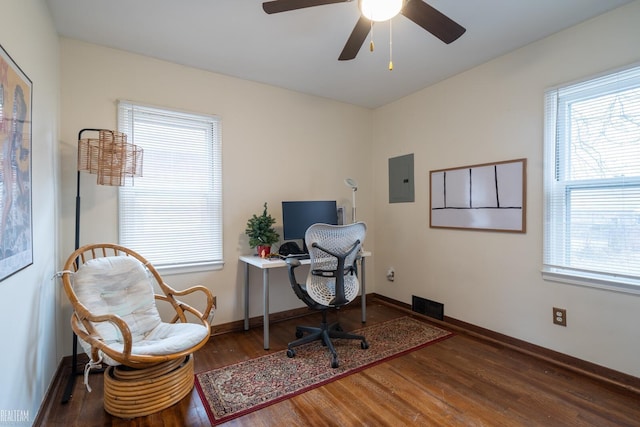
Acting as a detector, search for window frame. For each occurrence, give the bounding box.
[117,100,224,274]
[542,63,640,295]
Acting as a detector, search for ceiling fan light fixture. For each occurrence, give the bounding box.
[359,0,403,22]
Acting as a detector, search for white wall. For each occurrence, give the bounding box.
[373,1,640,377]
[0,0,60,423]
[58,39,374,351]
[0,0,632,421]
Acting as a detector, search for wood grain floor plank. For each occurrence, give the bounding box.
[36,301,640,426]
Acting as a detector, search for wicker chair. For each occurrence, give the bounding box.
[285,222,368,368]
[59,243,215,418]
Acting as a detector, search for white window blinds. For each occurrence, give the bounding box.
[117,101,223,269]
[543,64,640,293]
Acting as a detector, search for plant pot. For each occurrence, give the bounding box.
[257,245,271,258]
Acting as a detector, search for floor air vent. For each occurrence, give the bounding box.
[412,295,444,321]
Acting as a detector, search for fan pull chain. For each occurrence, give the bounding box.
[389,19,394,71]
[370,20,374,52]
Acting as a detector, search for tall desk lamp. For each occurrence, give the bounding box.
[62,128,143,403]
[344,177,368,322]
[344,178,358,223]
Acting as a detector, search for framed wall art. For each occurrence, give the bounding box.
[430,158,526,233]
[0,43,33,281]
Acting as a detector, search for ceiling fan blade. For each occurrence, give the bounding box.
[401,0,466,44]
[338,16,371,61]
[263,0,351,14]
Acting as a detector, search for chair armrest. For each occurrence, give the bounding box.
[286,257,302,267]
[71,311,133,358]
[156,283,215,325]
[287,257,311,302]
[286,257,302,283]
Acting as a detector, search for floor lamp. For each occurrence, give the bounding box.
[344,178,358,223]
[61,128,143,404]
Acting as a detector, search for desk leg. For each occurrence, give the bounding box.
[263,268,270,350]
[361,257,366,323]
[243,262,250,331]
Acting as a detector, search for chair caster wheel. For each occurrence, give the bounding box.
[361,340,369,350]
[287,349,296,358]
[295,330,304,339]
[331,357,339,369]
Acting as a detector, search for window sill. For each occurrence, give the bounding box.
[541,267,640,296]
[157,260,224,276]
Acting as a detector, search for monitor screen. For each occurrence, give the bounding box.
[282,200,338,242]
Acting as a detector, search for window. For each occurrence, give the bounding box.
[543,64,640,294]
[118,101,223,271]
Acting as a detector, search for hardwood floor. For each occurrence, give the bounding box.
[36,299,640,426]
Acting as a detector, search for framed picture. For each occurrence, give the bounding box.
[430,158,526,233]
[0,43,33,281]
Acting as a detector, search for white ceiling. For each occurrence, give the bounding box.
[45,0,633,108]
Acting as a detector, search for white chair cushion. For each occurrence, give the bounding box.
[101,322,209,362]
[72,256,208,365]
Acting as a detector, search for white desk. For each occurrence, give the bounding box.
[239,251,370,350]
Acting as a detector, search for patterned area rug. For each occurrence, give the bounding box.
[195,316,453,425]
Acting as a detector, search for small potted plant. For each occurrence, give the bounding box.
[245,202,279,258]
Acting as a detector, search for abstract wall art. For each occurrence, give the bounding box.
[430,158,526,232]
[0,43,32,281]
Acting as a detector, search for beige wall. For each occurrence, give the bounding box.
[373,1,640,377]
[0,0,60,420]
[2,0,637,419]
[58,39,374,350]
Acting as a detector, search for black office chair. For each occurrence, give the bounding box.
[285,222,369,368]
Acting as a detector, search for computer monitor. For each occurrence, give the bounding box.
[282,200,338,252]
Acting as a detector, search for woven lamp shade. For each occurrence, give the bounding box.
[78,130,143,186]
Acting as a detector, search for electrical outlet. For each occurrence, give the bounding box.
[553,307,567,326]
[386,268,395,282]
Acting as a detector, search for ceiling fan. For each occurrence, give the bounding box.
[262,0,466,61]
